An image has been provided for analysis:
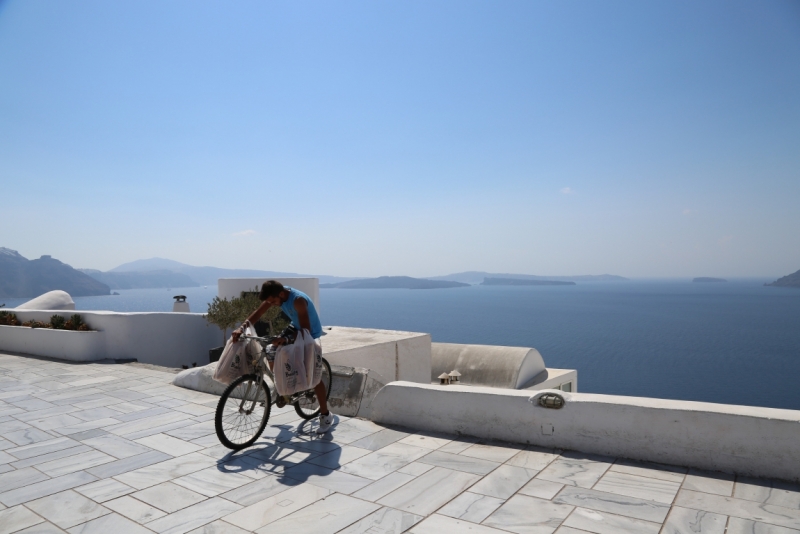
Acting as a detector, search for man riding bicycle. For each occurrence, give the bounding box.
[232,280,333,434]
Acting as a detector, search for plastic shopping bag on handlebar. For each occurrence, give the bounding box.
[274,329,321,396]
[212,326,255,385]
[306,337,323,390]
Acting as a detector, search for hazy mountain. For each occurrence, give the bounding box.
[430,271,628,285]
[111,258,194,272]
[321,276,469,290]
[0,248,110,299]
[481,277,576,286]
[109,257,358,286]
[765,269,800,288]
[80,269,200,289]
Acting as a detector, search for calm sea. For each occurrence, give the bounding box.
[4,281,799,410]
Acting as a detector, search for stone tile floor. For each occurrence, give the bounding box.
[1,351,800,534]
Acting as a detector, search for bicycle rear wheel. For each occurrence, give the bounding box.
[215,374,271,450]
[294,357,332,420]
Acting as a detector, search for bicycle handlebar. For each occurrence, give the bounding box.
[239,334,280,344]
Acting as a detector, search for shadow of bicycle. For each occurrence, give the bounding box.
[213,415,345,489]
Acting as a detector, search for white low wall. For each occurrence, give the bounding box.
[322,326,431,384]
[0,310,221,368]
[0,326,104,361]
[370,382,800,482]
[526,368,578,392]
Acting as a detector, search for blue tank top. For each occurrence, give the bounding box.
[280,287,322,339]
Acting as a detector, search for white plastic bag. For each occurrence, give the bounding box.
[212,326,255,385]
[306,337,323,390]
[274,329,321,396]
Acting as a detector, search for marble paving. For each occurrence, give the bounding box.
[1,352,800,534]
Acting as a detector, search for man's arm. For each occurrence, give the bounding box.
[232,300,272,342]
[294,297,312,332]
[245,301,272,328]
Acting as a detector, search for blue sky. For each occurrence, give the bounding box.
[1,0,798,278]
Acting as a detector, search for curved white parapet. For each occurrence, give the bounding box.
[15,290,76,311]
[431,342,546,389]
[369,381,800,482]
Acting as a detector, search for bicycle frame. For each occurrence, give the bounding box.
[239,334,314,407]
[214,333,330,449]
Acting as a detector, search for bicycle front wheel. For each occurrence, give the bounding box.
[215,374,271,450]
[294,357,332,420]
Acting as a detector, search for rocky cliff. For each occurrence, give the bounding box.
[0,248,110,298]
[765,269,800,288]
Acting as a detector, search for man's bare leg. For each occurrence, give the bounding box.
[270,361,328,414]
[315,381,329,415]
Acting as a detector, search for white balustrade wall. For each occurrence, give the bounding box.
[370,382,800,482]
[0,310,221,368]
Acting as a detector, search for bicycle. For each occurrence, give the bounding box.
[214,333,332,450]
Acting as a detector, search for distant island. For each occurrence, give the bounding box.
[765,269,800,289]
[80,257,629,289]
[0,248,110,298]
[6,253,631,293]
[321,276,469,290]
[429,271,628,284]
[481,278,576,286]
[693,277,727,283]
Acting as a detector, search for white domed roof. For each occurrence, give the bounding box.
[16,290,76,311]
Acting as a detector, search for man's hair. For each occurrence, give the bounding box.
[259,280,285,300]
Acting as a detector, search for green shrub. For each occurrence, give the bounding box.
[206,296,238,342]
[205,286,290,343]
[50,315,66,329]
[64,314,87,330]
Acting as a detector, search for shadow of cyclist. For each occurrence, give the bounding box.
[214,415,345,488]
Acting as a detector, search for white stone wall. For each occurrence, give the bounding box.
[370,382,800,482]
[525,368,578,392]
[322,326,431,384]
[0,310,221,368]
[0,325,104,361]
